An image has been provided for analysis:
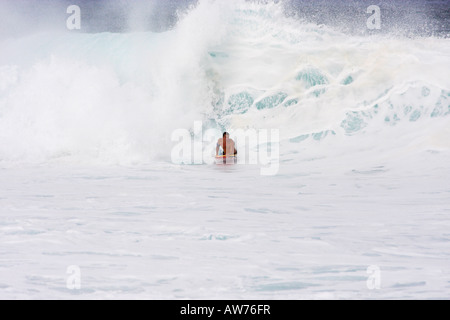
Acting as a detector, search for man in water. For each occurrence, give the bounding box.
[216,132,237,157]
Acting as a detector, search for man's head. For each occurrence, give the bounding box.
[223,132,229,138]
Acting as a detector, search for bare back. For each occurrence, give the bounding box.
[218,137,235,156]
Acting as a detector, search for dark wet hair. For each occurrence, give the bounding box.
[223,132,229,137]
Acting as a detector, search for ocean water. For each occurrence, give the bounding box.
[0,0,449,299]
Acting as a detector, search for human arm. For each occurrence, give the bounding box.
[215,138,222,156]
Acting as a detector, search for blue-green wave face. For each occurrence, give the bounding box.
[295,67,329,89]
[0,0,449,164]
[340,87,450,135]
[226,92,254,114]
[201,1,450,146]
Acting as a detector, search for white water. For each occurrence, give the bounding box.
[0,0,449,299]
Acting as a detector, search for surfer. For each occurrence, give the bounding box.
[216,132,237,156]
